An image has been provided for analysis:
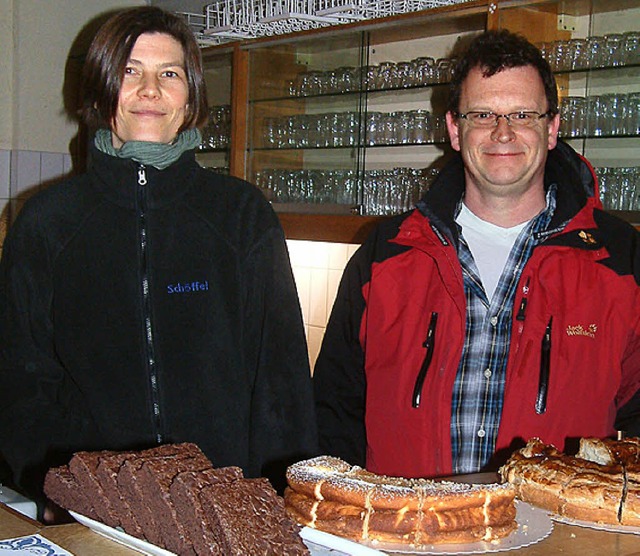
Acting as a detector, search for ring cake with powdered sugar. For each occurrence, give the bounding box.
[284,456,517,546]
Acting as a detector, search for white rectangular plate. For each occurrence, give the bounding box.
[69,511,176,555]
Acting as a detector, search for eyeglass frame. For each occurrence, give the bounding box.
[454,110,554,128]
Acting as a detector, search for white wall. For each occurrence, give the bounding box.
[4,0,145,154]
[0,1,15,151]
[0,1,147,257]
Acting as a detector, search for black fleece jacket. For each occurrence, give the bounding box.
[0,146,318,507]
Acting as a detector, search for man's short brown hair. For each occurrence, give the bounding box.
[448,30,558,117]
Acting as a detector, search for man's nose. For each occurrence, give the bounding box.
[491,116,516,141]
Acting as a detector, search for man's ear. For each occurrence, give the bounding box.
[547,112,561,150]
[445,111,461,152]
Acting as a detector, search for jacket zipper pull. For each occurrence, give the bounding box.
[535,317,552,414]
[412,312,438,408]
[138,165,147,186]
[516,278,530,321]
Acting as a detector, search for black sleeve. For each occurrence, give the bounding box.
[0,202,97,507]
[244,223,319,492]
[313,243,370,468]
[616,387,640,437]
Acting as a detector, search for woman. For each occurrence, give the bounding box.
[0,6,317,520]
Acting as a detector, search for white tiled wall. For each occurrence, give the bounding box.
[287,240,360,372]
[0,148,73,256]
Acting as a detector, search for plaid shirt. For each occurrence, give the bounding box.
[451,186,557,473]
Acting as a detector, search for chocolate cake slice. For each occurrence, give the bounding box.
[44,464,99,521]
[68,450,120,527]
[94,443,191,539]
[169,467,244,555]
[199,478,309,555]
[136,453,214,554]
[116,443,211,548]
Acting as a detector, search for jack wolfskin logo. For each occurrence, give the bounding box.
[578,230,597,245]
[167,280,209,294]
[566,324,597,339]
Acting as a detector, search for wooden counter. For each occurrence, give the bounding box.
[1,499,639,555]
[0,504,140,555]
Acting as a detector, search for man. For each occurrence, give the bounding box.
[314,30,640,479]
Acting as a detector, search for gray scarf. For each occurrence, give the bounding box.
[94,128,202,170]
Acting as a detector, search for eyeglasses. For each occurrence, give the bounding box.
[456,111,552,128]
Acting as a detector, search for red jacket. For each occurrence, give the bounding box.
[314,143,640,478]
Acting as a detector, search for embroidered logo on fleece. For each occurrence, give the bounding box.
[578,230,597,245]
[566,324,597,339]
[167,280,209,294]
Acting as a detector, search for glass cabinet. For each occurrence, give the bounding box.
[196,47,234,175]
[494,0,640,216]
[242,3,488,221]
[200,0,640,242]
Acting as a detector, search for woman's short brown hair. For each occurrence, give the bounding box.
[81,6,208,132]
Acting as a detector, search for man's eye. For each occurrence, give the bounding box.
[475,112,493,120]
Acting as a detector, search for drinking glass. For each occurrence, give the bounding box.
[559,96,586,137]
[603,34,624,66]
[380,112,397,145]
[625,92,640,135]
[587,35,606,68]
[618,168,637,210]
[622,31,640,65]
[601,93,627,136]
[409,110,432,144]
[601,167,622,209]
[397,111,412,144]
[586,95,606,136]
[394,61,413,88]
[435,58,452,83]
[376,61,396,90]
[411,57,436,85]
[568,38,588,70]
[552,40,571,71]
[365,112,383,145]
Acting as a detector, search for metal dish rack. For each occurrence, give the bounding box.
[181,0,475,44]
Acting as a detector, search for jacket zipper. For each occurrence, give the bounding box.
[412,312,438,408]
[137,164,163,444]
[535,317,552,414]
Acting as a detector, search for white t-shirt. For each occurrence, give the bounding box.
[455,203,530,301]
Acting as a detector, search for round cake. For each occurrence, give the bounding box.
[285,456,517,546]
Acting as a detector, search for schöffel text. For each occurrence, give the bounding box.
[167,281,210,294]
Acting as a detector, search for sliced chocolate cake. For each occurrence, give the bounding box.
[94,443,192,540]
[116,444,210,547]
[44,443,310,555]
[43,464,99,521]
[68,450,120,528]
[199,478,309,556]
[169,467,244,556]
[136,453,214,554]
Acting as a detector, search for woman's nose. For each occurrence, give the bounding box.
[138,75,160,98]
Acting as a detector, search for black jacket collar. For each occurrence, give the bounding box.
[416,140,594,242]
[87,143,200,210]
